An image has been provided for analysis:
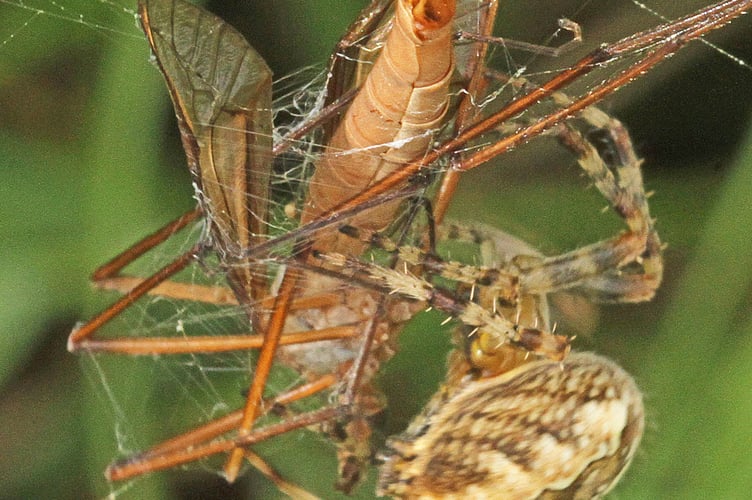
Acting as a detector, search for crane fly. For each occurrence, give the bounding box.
[67,0,752,497]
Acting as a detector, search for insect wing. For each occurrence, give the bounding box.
[139,0,273,257]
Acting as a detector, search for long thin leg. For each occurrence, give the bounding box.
[95,276,239,305]
[243,450,319,500]
[110,407,339,481]
[69,207,203,348]
[434,0,499,224]
[73,206,355,355]
[224,267,300,481]
[107,374,337,481]
[92,208,202,282]
[76,325,359,355]
[68,244,201,351]
[88,208,225,303]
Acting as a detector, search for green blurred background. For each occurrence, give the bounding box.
[1,0,751,498]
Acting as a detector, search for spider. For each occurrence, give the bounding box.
[66,0,750,497]
[313,100,656,496]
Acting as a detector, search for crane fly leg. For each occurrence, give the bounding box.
[224,268,300,481]
[91,208,202,282]
[243,450,319,500]
[68,245,200,351]
[107,375,337,483]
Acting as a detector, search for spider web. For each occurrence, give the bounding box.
[2,1,751,499]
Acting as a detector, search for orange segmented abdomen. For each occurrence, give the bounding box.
[301,0,456,256]
[285,0,458,379]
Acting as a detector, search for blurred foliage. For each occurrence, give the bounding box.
[1,0,751,499]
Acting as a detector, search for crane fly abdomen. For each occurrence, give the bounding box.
[301,0,456,256]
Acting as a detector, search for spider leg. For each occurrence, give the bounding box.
[313,250,570,360]
[469,70,664,303]
[545,101,663,302]
[446,104,663,304]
